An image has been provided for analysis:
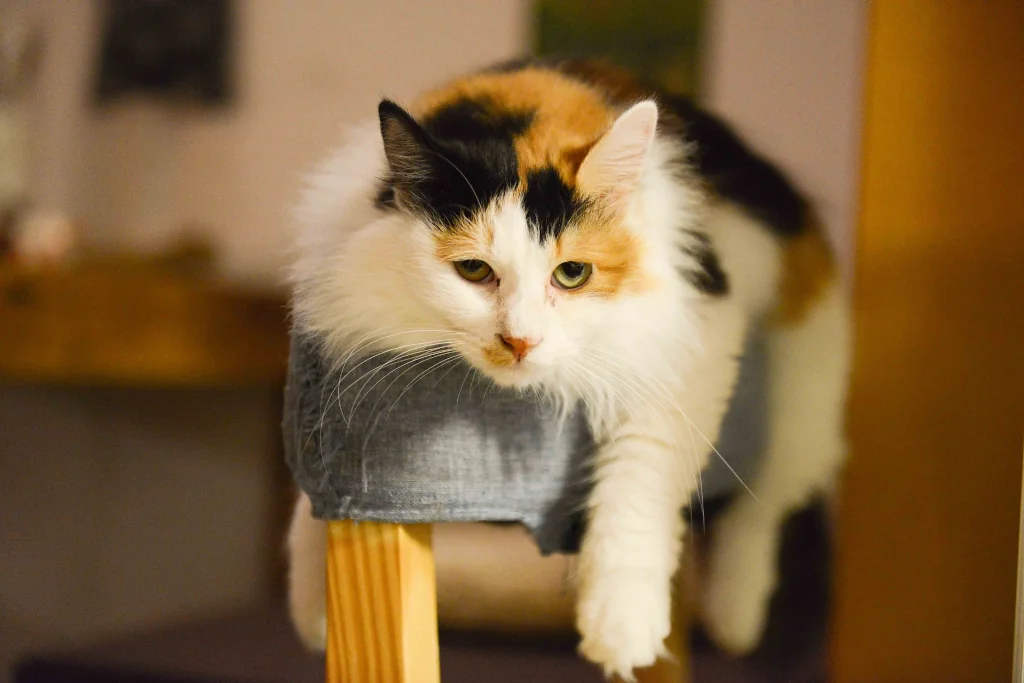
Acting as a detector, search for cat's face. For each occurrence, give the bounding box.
[373,86,660,389]
[411,192,645,387]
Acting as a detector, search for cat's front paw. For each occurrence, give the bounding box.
[576,571,671,680]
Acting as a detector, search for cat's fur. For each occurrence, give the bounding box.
[286,58,849,679]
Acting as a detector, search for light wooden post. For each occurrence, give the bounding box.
[833,1,1024,681]
[1015,444,1024,683]
[325,520,440,683]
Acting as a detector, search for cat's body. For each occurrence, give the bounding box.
[287,58,849,678]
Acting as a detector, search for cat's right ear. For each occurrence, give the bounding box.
[378,99,435,193]
[576,100,658,210]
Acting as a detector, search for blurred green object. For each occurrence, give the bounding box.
[535,0,704,95]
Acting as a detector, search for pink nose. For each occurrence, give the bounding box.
[499,334,540,362]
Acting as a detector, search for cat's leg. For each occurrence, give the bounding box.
[287,492,328,650]
[576,316,744,679]
[703,280,850,654]
[575,429,695,679]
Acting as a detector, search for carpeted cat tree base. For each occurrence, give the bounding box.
[282,328,768,555]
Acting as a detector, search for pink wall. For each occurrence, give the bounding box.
[28,0,529,281]
[28,1,865,280]
[703,0,867,278]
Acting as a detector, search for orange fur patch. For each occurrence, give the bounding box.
[482,341,515,367]
[555,215,649,298]
[774,215,836,324]
[433,216,494,262]
[413,68,616,187]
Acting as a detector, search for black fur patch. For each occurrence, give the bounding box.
[683,231,730,296]
[421,97,533,144]
[657,95,807,238]
[377,97,531,228]
[522,167,586,241]
[374,184,396,211]
[521,57,810,239]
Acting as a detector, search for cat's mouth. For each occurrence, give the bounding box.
[480,362,539,388]
[460,342,543,388]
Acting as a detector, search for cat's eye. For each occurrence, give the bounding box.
[454,259,494,283]
[552,261,593,290]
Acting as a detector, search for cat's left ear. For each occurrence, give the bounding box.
[378,99,436,196]
[576,100,658,207]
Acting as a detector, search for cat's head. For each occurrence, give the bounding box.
[376,88,665,389]
[296,74,682,393]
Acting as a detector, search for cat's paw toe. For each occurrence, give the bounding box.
[576,574,670,680]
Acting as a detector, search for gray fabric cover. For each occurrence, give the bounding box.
[282,329,767,554]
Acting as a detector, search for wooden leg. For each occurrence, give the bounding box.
[325,521,440,683]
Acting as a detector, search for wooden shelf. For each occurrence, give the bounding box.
[0,264,289,387]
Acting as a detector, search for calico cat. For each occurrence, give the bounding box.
[286,57,849,678]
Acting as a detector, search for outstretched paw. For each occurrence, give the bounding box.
[576,571,671,680]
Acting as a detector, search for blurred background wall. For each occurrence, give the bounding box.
[20,0,865,281]
[1,1,866,680]
[27,0,530,281]
[24,0,865,283]
[0,387,276,675]
[703,0,865,280]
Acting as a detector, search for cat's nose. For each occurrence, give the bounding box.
[499,334,541,362]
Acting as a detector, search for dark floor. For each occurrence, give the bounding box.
[14,505,830,683]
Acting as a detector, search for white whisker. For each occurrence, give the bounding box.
[578,345,753,503]
[348,346,457,426]
[384,355,462,421]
